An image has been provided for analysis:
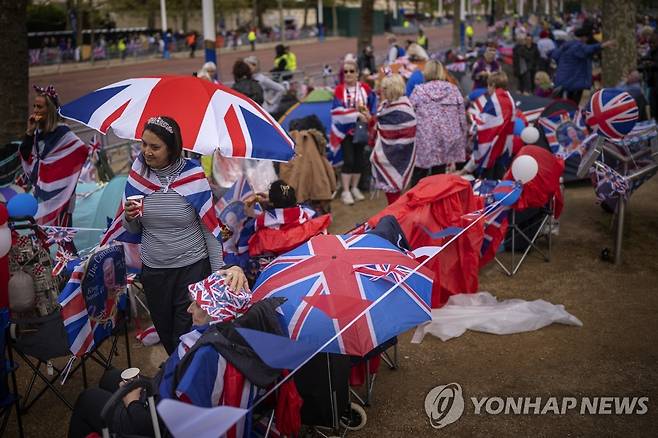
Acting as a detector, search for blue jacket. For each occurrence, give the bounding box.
[552,40,601,92]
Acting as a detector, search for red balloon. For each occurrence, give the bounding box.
[0,203,8,225]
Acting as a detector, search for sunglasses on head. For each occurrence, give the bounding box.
[344,69,356,73]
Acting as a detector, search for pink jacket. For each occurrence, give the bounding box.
[410,80,468,168]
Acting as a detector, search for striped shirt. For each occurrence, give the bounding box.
[123,158,224,271]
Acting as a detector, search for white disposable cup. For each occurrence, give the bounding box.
[121,367,140,383]
[126,195,145,217]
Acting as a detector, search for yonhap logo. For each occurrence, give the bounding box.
[424,383,465,429]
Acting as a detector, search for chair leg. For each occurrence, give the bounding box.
[6,344,25,438]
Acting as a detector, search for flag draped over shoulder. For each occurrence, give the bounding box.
[20,125,89,226]
[370,96,417,193]
[159,328,256,438]
[472,89,516,171]
[100,156,223,268]
[328,82,376,166]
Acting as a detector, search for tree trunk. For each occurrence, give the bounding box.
[452,0,461,48]
[358,0,374,54]
[303,0,309,28]
[0,0,28,145]
[601,0,636,87]
[494,0,505,21]
[332,3,338,36]
[182,0,190,32]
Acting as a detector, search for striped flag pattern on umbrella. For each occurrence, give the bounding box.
[59,76,295,161]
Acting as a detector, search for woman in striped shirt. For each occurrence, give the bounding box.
[123,116,248,354]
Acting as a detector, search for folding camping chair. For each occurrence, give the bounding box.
[7,306,132,414]
[494,198,555,276]
[7,217,132,415]
[349,337,398,407]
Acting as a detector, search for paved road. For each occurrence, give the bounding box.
[30,23,487,104]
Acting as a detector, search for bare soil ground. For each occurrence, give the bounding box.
[6,176,658,437]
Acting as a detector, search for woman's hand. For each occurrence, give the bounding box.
[26,115,38,135]
[219,266,250,293]
[124,201,141,222]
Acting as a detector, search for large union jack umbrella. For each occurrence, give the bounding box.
[251,233,434,356]
[59,76,295,161]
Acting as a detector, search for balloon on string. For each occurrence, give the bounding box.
[513,118,526,136]
[511,155,539,184]
[492,180,522,206]
[520,126,540,144]
[7,193,38,218]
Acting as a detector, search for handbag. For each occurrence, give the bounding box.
[352,119,369,145]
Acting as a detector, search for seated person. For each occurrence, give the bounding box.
[246,180,332,257]
[68,267,251,438]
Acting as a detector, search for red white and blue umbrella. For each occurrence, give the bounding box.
[59,76,295,161]
[250,233,434,357]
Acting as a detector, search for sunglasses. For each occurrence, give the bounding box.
[344,69,356,73]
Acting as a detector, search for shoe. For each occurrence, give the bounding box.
[351,187,365,202]
[341,190,354,205]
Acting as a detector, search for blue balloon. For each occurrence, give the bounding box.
[513,118,526,136]
[493,181,522,207]
[7,193,39,218]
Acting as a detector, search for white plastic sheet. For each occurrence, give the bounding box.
[411,292,583,343]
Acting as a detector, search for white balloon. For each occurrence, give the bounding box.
[0,225,11,257]
[520,126,540,144]
[511,155,539,184]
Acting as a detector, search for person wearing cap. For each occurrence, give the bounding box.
[67,278,254,438]
[245,55,285,114]
[552,27,615,105]
[19,85,89,227]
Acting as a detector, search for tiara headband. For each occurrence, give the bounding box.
[33,84,60,108]
[146,116,174,134]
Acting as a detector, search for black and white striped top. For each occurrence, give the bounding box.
[123,158,223,271]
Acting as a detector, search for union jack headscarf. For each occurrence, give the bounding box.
[187,272,252,323]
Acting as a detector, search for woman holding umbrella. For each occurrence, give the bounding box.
[122,116,248,354]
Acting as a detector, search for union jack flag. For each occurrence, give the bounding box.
[45,226,78,246]
[216,177,260,267]
[472,88,516,171]
[59,76,295,161]
[328,82,377,166]
[20,125,89,226]
[100,157,222,270]
[251,233,433,356]
[52,248,75,277]
[589,162,630,204]
[254,205,315,231]
[58,263,109,356]
[471,179,511,265]
[79,135,102,183]
[187,272,252,323]
[583,89,639,140]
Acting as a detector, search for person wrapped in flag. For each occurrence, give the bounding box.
[461,71,517,180]
[329,57,376,205]
[68,282,260,438]
[19,85,89,226]
[370,74,417,205]
[115,115,248,354]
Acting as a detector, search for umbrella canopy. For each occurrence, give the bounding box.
[511,93,552,123]
[251,233,434,356]
[59,76,295,161]
[278,88,333,139]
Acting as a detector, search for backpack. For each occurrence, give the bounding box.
[396,45,406,58]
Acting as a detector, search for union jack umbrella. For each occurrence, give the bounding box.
[251,233,434,356]
[583,89,639,140]
[52,248,76,277]
[59,76,295,161]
